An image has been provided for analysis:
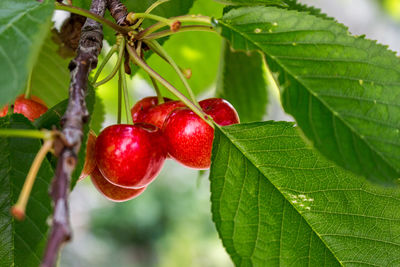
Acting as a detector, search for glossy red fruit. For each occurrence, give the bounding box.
[163,99,239,169]
[0,95,48,121]
[136,100,184,128]
[91,168,146,202]
[79,130,97,181]
[95,123,166,188]
[199,98,240,126]
[131,96,171,123]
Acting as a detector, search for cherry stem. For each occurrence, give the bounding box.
[126,44,214,128]
[136,15,211,40]
[0,129,53,139]
[11,139,54,220]
[149,75,164,104]
[143,25,215,40]
[119,62,132,124]
[146,40,199,107]
[93,36,126,87]
[92,44,118,84]
[117,67,122,124]
[128,12,173,26]
[55,2,129,34]
[131,0,170,29]
[25,70,33,99]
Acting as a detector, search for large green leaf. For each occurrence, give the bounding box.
[143,0,224,98]
[210,121,400,266]
[216,40,268,122]
[214,0,287,5]
[0,0,54,106]
[214,6,400,184]
[31,31,70,107]
[0,114,54,266]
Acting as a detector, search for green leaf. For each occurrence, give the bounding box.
[216,40,268,122]
[90,93,105,134]
[0,114,54,266]
[34,85,96,189]
[214,0,287,6]
[0,0,54,106]
[214,6,400,184]
[143,0,224,98]
[31,30,70,107]
[210,121,400,266]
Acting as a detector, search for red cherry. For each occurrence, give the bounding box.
[95,123,166,188]
[131,96,171,123]
[79,130,97,181]
[0,95,48,121]
[91,168,146,202]
[199,98,240,126]
[163,98,239,169]
[136,100,185,129]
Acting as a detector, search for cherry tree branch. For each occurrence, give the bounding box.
[107,0,129,26]
[41,0,106,266]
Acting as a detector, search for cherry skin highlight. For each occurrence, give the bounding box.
[0,95,48,121]
[131,96,171,123]
[91,168,146,202]
[199,98,240,126]
[79,130,97,181]
[95,123,167,188]
[163,98,239,169]
[135,100,184,129]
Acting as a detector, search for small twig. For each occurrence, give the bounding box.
[107,0,129,26]
[41,0,106,266]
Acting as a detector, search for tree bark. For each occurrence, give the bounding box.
[41,0,106,266]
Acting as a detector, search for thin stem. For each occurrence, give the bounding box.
[11,139,54,220]
[136,15,211,39]
[93,37,126,87]
[55,3,129,34]
[143,25,215,40]
[146,40,199,107]
[92,45,118,84]
[131,0,170,29]
[0,129,52,139]
[120,63,132,124]
[126,44,213,128]
[25,70,33,99]
[149,75,164,104]
[128,13,172,26]
[117,69,122,124]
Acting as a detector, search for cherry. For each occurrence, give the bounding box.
[131,96,171,123]
[91,168,146,202]
[0,94,48,121]
[79,130,97,181]
[199,98,240,126]
[95,123,166,188]
[134,100,184,128]
[162,98,239,169]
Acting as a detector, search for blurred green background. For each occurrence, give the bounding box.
[59,0,400,266]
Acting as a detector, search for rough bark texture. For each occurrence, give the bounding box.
[41,0,106,266]
[107,0,129,26]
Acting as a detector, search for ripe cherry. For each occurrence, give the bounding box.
[79,130,97,181]
[131,96,171,123]
[199,98,240,126]
[95,123,166,188]
[0,95,48,121]
[162,98,239,169]
[91,168,146,202]
[134,100,184,128]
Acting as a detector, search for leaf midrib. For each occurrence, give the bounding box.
[218,17,400,176]
[217,125,344,266]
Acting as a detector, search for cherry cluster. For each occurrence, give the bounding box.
[83,97,239,202]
